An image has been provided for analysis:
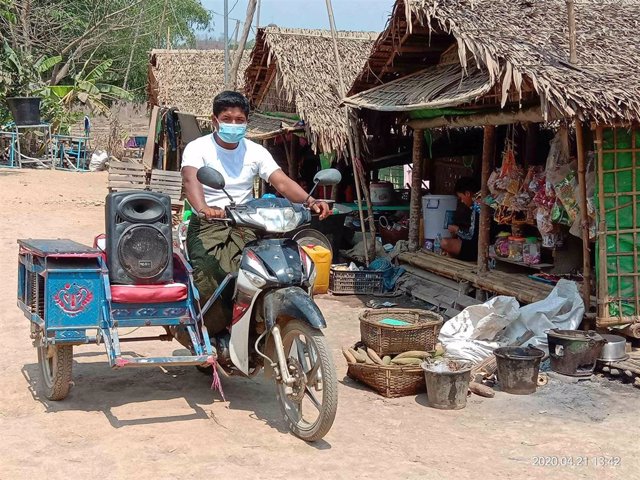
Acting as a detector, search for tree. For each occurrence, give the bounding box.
[0,0,212,97]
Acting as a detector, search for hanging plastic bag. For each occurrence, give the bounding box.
[554,170,580,223]
[551,200,572,226]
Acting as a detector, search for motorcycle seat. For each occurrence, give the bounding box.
[110,283,188,303]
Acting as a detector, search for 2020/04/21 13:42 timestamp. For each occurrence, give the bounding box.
[532,456,622,467]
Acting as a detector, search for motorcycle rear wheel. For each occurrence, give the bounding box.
[275,319,338,442]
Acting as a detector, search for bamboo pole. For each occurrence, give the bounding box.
[351,115,377,259]
[595,126,608,325]
[575,119,592,318]
[408,129,424,251]
[478,125,496,273]
[408,106,559,130]
[326,0,370,264]
[229,0,257,90]
[223,0,229,87]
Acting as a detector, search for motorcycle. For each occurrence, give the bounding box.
[191,166,341,442]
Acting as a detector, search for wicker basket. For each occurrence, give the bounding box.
[347,362,426,398]
[360,308,443,356]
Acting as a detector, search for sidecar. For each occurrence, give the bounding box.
[17,238,214,400]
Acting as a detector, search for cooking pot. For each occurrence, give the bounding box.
[370,182,394,206]
[598,334,628,362]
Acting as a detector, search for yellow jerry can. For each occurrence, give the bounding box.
[301,245,332,294]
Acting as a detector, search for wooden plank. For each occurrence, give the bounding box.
[150,184,182,192]
[150,173,181,178]
[398,251,555,304]
[108,182,147,189]
[111,160,145,169]
[142,106,159,169]
[109,169,146,176]
[109,173,145,180]
[150,179,182,186]
[109,178,146,185]
[401,265,465,291]
[151,168,181,175]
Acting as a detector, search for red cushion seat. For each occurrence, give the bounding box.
[111,283,188,303]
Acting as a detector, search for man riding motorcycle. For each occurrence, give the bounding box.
[179,90,330,356]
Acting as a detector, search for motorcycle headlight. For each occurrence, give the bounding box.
[252,207,304,232]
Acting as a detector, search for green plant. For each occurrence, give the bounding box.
[43,58,132,114]
[36,58,132,132]
[0,40,61,97]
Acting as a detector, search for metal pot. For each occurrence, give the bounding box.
[598,334,628,362]
[546,329,605,377]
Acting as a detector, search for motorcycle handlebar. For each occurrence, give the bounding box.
[197,211,232,223]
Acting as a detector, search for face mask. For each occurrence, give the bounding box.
[216,122,247,144]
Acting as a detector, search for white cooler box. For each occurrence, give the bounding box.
[422,195,458,249]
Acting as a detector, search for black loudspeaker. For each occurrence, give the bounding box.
[105,191,173,285]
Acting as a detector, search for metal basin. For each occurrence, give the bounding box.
[598,334,628,362]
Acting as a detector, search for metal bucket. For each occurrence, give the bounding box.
[494,346,545,395]
[547,329,605,377]
[421,359,472,410]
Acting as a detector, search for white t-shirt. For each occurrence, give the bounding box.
[181,134,281,208]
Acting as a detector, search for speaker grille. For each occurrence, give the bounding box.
[117,225,170,280]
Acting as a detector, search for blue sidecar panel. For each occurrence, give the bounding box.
[46,268,104,332]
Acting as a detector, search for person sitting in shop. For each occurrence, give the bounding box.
[441,176,481,261]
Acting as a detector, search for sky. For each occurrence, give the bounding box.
[199,0,395,37]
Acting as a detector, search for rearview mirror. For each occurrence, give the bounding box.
[197,167,225,190]
[313,168,342,187]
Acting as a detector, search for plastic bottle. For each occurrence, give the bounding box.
[434,233,442,254]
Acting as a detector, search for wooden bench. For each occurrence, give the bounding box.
[398,251,554,304]
[108,160,147,192]
[149,169,184,215]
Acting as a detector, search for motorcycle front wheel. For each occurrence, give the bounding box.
[275,319,338,442]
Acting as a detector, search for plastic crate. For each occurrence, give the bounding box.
[329,265,383,295]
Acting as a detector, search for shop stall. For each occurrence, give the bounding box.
[344,0,640,325]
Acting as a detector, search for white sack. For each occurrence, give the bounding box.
[89,150,108,171]
[502,279,584,349]
[439,280,585,363]
[439,296,520,363]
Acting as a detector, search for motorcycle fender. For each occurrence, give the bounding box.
[262,287,326,380]
[229,291,261,376]
[263,286,326,330]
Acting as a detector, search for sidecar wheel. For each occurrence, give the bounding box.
[38,344,73,401]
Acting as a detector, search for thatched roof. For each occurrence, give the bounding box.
[343,63,492,111]
[349,0,640,124]
[148,49,249,117]
[246,112,303,141]
[244,27,378,154]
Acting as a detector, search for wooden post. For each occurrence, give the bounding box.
[478,125,496,273]
[287,135,298,181]
[523,122,538,168]
[409,128,424,251]
[595,126,607,324]
[575,119,592,317]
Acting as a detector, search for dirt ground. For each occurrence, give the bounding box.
[1,169,639,480]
